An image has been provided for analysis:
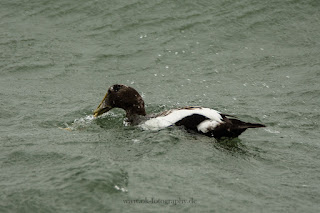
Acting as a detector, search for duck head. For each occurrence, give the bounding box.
[93,84,146,118]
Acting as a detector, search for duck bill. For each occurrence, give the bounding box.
[93,93,112,117]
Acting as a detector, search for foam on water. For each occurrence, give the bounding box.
[59,115,94,131]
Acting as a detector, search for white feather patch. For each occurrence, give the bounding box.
[140,107,223,131]
[197,120,220,133]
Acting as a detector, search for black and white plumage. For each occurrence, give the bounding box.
[93,84,265,139]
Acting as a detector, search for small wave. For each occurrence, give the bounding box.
[264,128,280,134]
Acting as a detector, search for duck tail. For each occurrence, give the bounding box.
[229,118,266,129]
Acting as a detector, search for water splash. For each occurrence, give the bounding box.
[61,115,96,131]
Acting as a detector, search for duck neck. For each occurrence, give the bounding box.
[125,108,146,124]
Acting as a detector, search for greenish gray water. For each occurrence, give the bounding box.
[1,0,320,212]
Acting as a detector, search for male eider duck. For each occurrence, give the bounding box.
[93,84,265,138]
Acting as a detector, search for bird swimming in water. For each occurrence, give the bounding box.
[93,84,265,138]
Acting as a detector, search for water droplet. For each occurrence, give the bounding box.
[114,185,128,192]
[132,139,140,143]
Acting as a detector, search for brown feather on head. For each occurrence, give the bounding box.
[94,84,146,117]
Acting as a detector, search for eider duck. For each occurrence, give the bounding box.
[93,84,265,138]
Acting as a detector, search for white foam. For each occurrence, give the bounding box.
[265,128,280,134]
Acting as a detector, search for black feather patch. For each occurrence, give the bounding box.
[175,114,209,131]
[112,84,122,92]
[175,113,265,138]
[208,116,265,138]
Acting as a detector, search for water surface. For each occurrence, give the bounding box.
[1,0,320,212]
